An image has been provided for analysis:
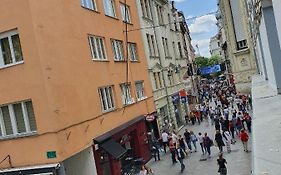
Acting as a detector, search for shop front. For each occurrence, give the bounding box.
[93,116,151,175]
[145,112,160,141]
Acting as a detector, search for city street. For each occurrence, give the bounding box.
[147,119,252,175]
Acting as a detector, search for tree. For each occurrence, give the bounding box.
[208,55,222,66]
[195,56,209,68]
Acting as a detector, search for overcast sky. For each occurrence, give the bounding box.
[174,0,218,57]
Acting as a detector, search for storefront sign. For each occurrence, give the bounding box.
[146,114,155,122]
[47,151,57,159]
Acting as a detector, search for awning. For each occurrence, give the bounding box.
[0,163,60,175]
[100,139,127,159]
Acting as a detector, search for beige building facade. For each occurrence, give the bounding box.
[218,0,257,93]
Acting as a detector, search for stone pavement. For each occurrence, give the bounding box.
[146,120,252,175]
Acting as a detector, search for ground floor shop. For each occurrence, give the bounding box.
[93,115,154,175]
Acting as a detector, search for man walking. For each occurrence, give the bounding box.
[176,146,186,173]
[161,130,169,153]
[169,138,177,164]
[184,129,192,152]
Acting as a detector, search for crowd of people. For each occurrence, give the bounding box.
[141,78,252,175]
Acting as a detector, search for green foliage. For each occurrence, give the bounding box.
[195,55,222,68]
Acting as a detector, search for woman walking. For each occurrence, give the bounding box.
[203,132,213,157]
[190,131,198,152]
[217,154,227,175]
[215,130,225,153]
[239,129,249,152]
[198,132,205,154]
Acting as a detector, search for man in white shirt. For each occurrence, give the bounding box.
[161,131,169,153]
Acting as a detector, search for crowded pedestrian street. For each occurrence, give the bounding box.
[146,119,251,175]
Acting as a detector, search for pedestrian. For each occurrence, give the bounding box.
[217,154,227,175]
[151,140,160,161]
[178,135,187,153]
[190,131,198,152]
[223,130,232,153]
[229,120,236,142]
[139,165,148,175]
[203,132,213,157]
[168,138,177,164]
[239,129,249,152]
[184,129,192,151]
[171,131,178,147]
[236,117,243,133]
[215,130,225,153]
[161,130,169,153]
[176,146,186,173]
[244,113,252,133]
[198,132,206,155]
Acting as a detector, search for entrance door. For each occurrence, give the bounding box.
[99,151,112,175]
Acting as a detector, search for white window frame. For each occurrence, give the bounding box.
[111,39,124,61]
[128,43,138,61]
[89,35,107,60]
[120,83,134,105]
[0,100,37,139]
[120,3,131,23]
[81,0,97,11]
[135,81,145,100]
[0,30,24,68]
[103,0,116,17]
[98,86,115,112]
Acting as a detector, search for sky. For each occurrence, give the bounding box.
[174,0,218,57]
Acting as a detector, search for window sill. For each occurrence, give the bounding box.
[92,59,109,62]
[0,131,37,140]
[81,6,99,14]
[130,60,140,63]
[0,61,24,70]
[142,16,153,23]
[123,21,133,26]
[114,60,126,62]
[137,96,148,102]
[165,56,172,59]
[105,14,119,20]
[102,108,116,114]
[149,56,160,59]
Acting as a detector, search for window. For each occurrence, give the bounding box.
[0,100,37,138]
[0,30,23,68]
[237,40,248,50]
[81,0,96,10]
[135,81,145,100]
[172,42,177,58]
[153,72,162,89]
[146,34,157,57]
[120,83,133,105]
[120,3,131,23]
[168,14,173,30]
[140,0,152,19]
[162,37,170,57]
[98,86,115,112]
[103,0,116,17]
[89,35,107,60]
[168,70,175,85]
[128,43,138,61]
[178,42,183,58]
[111,40,124,61]
[156,4,164,25]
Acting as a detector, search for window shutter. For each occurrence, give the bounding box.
[25,101,37,131]
[13,103,26,133]
[1,106,13,135]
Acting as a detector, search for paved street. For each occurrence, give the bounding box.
[147,119,252,175]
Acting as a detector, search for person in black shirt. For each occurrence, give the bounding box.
[217,154,227,175]
[184,129,192,151]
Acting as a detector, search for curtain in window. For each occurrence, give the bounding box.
[103,0,115,17]
[0,37,13,65]
[1,106,13,135]
[13,103,26,133]
[25,101,37,131]
[11,34,23,62]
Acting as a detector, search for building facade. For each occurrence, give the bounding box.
[0,0,155,175]
[247,0,281,174]
[136,0,195,132]
[209,35,222,57]
[218,0,257,93]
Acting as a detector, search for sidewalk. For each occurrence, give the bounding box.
[146,120,252,175]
